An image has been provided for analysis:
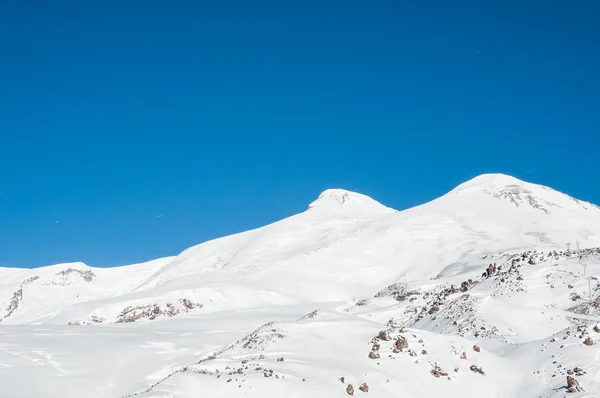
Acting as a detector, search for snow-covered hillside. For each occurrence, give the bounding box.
[1,173,600,397]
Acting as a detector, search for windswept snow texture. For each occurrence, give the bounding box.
[2,173,600,397]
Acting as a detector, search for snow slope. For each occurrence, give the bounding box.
[1,173,600,397]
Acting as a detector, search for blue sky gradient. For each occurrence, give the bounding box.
[1,1,599,267]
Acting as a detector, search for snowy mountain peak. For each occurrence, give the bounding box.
[451,173,530,193]
[308,189,393,214]
[312,189,360,205]
[448,173,598,215]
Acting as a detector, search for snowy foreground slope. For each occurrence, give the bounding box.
[2,174,600,397]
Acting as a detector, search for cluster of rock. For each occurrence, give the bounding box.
[345,382,369,395]
[123,322,293,397]
[3,288,24,320]
[491,263,526,297]
[2,276,40,320]
[297,309,319,321]
[430,363,449,378]
[115,299,203,323]
[368,325,412,359]
[540,325,596,393]
[374,282,418,302]
[56,268,96,282]
[423,293,507,341]
[366,324,489,385]
[68,315,106,325]
[459,279,474,293]
[483,263,499,278]
[568,293,600,316]
[511,250,547,267]
[387,248,578,341]
[238,321,286,351]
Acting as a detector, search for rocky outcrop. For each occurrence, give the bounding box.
[394,336,408,350]
[374,282,419,302]
[430,363,448,378]
[470,365,485,375]
[297,310,319,321]
[56,268,96,282]
[115,299,203,323]
[69,315,106,326]
[237,322,286,351]
[567,375,583,393]
[4,288,23,319]
[3,276,40,320]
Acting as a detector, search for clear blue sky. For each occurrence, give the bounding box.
[1,1,598,268]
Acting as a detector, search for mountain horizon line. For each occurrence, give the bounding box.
[5,172,599,271]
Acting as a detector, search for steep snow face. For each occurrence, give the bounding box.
[1,174,600,397]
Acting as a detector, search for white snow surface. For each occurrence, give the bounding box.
[2,173,600,397]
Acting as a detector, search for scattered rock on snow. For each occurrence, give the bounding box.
[430,363,448,378]
[567,375,583,393]
[346,384,354,395]
[395,336,408,350]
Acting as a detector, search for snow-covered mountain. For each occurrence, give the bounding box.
[1,173,600,397]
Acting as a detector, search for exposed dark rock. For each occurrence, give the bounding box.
[394,336,408,350]
[346,384,354,396]
[567,375,583,392]
[430,363,448,378]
